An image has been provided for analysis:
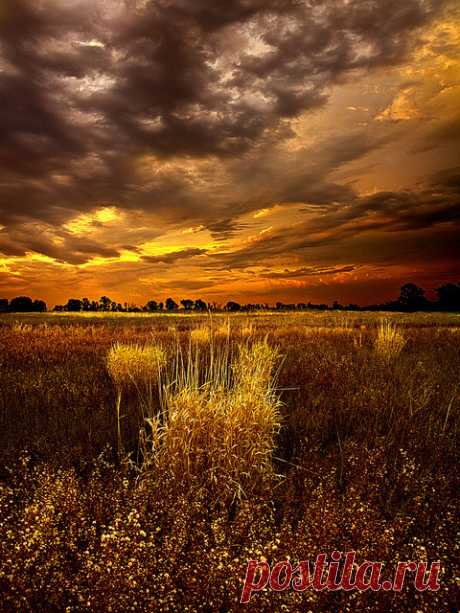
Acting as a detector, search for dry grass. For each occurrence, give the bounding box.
[239,321,254,338]
[107,342,166,454]
[152,340,281,500]
[374,319,406,363]
[215,319,231,339]
[190,326,212,344]
[107,342,166,387]
[0,311,458,611]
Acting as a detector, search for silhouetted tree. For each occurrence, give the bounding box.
[0,299,8,312]
[33,300,47,312]
[82,298,91,311]
[194,299,207,311]
[99,296,112,311]
[181,299,194,310]
[66,298,83,312]
[276,302,296,310]
[165,297,178,311]
[9,296,34,312]
[436,282,460,311]
[226,301,241,312]
[399,283,429,311]
[307,301,329,310]
[145,300,158,312]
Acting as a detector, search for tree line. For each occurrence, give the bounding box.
[1,282,460,314]
[0,296,47,313]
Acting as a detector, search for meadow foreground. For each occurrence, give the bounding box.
[0,312,458,612]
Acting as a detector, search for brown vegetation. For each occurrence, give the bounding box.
[0,311,459,611]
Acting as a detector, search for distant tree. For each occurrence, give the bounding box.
[277,302,295,310]
[158,302,164,311]
[332,300,343,310]
[9,296,34,312]
[99,296,112,311]
[226,301,241,312]
[399,283,429,311]
[145,300,158,312]
[436,282,460,311]
[0,298,8,312]
[8,296,46,312]
[90,300,98,311]
[33,299,47,312]
[165,297,178,311]
[66,298,83,312]
[307,302,328,310]
[194,298,207,311]
[82,297,91,311]
[181,299,194,310]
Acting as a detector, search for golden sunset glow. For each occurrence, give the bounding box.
[64,207,123,235]
[0,0,459,307]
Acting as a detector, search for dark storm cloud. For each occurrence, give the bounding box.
[207,219,247,240]
[413,115,460,153]
[141,247,208,264]
[0,225,120,264]
[260,265,356,279]
[208,166,460,269]
[0,0,453,262]
[92,0,450,157]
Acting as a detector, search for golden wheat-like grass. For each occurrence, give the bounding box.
[154,339,281,499]
[190,326,212,344]
[107,342,166,387]
[374,320,406,363]
[215,319,231,339]
[107,342,167,455]
[239,321,254,338]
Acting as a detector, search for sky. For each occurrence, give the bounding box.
[0,0,459,307]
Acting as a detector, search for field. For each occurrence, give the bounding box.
[0,311,459,612]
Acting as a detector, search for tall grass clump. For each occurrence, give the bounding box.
[107,343,166,454]
[239,321,254,338]
[215,318,231,340]
[107,342,166,386]
[374,320,406,363]
[154,339,282,501]
[190,326,212,344]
